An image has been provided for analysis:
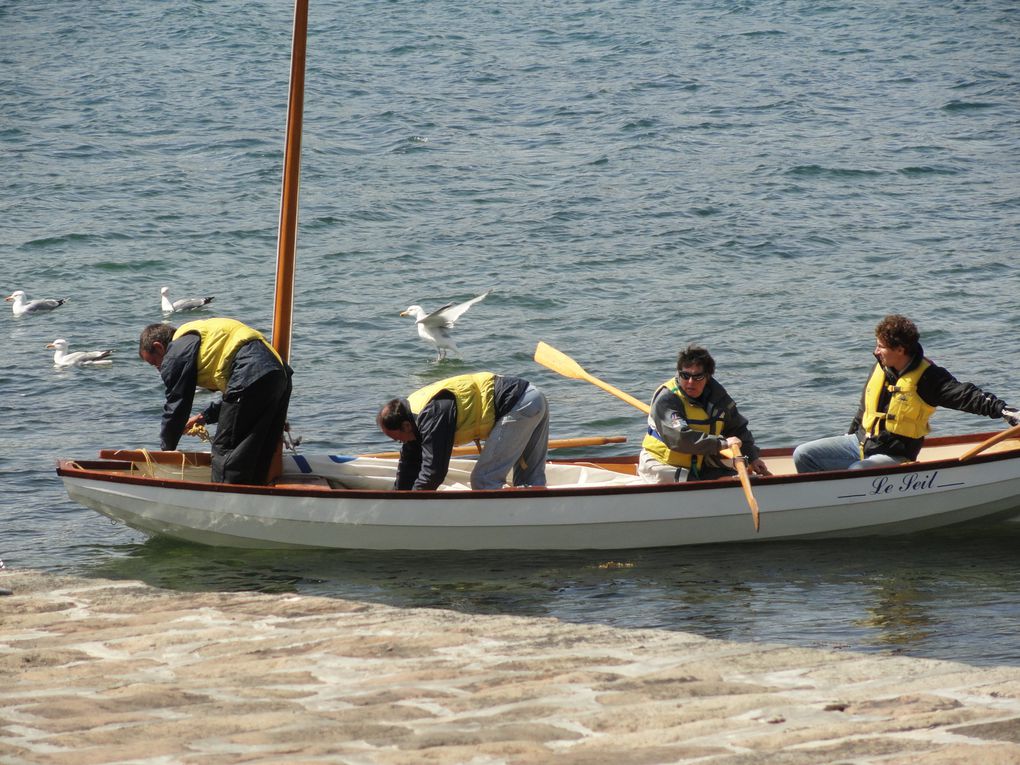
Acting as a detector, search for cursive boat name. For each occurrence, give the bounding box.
[870,471,940,495]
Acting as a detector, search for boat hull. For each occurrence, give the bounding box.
[58,434,1020,550]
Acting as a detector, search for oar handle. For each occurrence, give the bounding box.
[958,423,1020,461]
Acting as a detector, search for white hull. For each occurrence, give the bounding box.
[58,431,1020,550]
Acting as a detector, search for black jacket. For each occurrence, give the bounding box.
[158,334,288,451]
[394,375,530,490]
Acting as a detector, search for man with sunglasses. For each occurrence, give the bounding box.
[639,345,770,482]
[793,314,1020,473]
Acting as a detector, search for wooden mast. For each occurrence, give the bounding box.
[271,0,309,362]
[266,0,308,483]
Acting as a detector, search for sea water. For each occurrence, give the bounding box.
[3,0,1020,666]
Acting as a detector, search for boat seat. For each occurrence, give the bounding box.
[272,474,334,490]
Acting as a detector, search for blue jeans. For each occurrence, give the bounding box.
[471,385,550,489]
[792,433,908,473]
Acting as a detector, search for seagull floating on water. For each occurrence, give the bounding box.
[46,338,114,368]
[6,290,66,316]
[400,290,491,361]
[161,286,214,313]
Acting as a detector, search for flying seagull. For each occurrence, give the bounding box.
[161,286,214,313]
[400,290,491,361]
[6,290,66,316]
[46,338,114,368]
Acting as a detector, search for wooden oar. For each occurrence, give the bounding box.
[535,341,761,530]
[720,443,759,531]
[958,423,1020,462]
[534,341,651,414]
[361,435,627,460]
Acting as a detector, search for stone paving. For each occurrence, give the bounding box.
[3,570,1020,764]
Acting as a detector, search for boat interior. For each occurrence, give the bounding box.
[56,431,1020,492]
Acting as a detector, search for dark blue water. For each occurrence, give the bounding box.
[3,0,1020,666]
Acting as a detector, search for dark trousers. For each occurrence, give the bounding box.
[697,464,738,481]
[211,369,292,485]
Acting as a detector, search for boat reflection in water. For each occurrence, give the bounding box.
[81,516,1020,668]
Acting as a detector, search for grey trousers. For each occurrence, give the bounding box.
[470,385,550,489]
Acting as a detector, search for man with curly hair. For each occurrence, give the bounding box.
[793,314,1019,473]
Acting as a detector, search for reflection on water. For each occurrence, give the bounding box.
[79,520,1020,668]
[856,578,936,648]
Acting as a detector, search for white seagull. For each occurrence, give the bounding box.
[6,290,66,316]
[161,286,214,313]
[46,338,114,368]
[400,290,491,361]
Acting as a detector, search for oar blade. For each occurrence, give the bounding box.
[722,444,761,531]
[534,341,589,381]
[536,342,651,414]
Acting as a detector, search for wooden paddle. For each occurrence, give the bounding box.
[958,423,1020,462]
[720,443,760,531]
[534,341,761,529]
[362,435,627,460]
[534,341,651,414]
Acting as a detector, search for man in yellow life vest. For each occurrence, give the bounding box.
[639,345,770,483]
[793,314,1020,473]
[377,372,549,490]
[138,319,293,485]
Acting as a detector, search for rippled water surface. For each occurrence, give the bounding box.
[3,0,1020,667]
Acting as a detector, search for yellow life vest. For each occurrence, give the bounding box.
[407,372,497,445]
[861,359,935,440]
[173,318,282,393]
[641,377,724,472]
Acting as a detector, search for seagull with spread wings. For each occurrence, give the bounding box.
[400,290,491,361]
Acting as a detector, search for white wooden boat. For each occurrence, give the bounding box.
[56,430,1020,550]
[51,5,1020,549]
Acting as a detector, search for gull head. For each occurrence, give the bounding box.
[400,305,426,321]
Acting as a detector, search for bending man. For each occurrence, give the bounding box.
[377,372,549,490]
[138,318,293,485]
[793,314,1019,472]
[639,345,769,482]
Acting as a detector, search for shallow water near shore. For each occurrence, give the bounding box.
[4,0,1020,668]
[65,519,1020,668]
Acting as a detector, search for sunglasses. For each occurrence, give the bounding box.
[678,371,707,381]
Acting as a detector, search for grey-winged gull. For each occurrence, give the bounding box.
[46,338,114,368]
[400,290,491,361]
[161,286,214,313]
[6,290,66,316]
